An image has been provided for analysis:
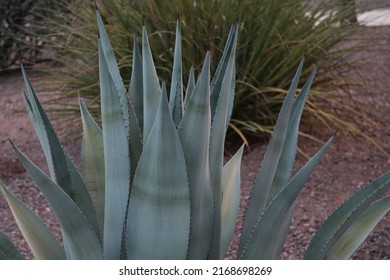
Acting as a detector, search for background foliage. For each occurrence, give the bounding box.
[0,0,69,70]
[2,0,384,150]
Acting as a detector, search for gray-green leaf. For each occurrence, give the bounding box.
[11,144,103,259]
[0,180,64,259]
[239,135,334,259]
[0,231,23,260]
[127,84,190,260]
[325,195,390,259]
[304,171,390,259]
[178,53,214,259]
[220,145,244,258]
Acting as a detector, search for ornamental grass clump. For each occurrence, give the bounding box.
[28,0,378,145]
[0,10,389,260]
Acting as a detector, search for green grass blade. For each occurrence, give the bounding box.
[142,24,162,144]
[99,40,131,260]
[21,67,100,241]
[0,180,64,260]
[0,231,23,260]
[11,144,103,259]
[239,135,334,259]
[178,53,214,259]
[325,196,390,260]
[304,171,390,260]
[129,34,144,139]
[220,144,244,259]
[239,59,304,249]
[127,85,190,259]
[80,99,105,238]
[169,18,184,127]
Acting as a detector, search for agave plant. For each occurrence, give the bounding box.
[0,10,389,260]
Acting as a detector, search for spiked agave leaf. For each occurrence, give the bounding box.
[183,65,196,109]
[0,230,23,260]
[21,67,100,243]
[11,143,104,259]
[98,38,131,260]
[239,59,305,248]
[142,25,162,144]
[304,171,390,259]
[238,135,335,259]
[80,99,105,237]
[178,53,214,259]
[128,34,144,137]
[325,195,390,259]
[208,23,238,259]
[126,85,191,259]
[237,59,327,260]
[220,144,244,258]
[0,180,64,260]
[169,18,184,127]
[96,10,135,259]
[255,66,318,259]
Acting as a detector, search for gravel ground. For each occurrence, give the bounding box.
[0,25,389,260]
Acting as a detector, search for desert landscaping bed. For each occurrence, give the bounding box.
[0,25,389,260]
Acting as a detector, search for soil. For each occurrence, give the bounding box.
[0,26,389,260]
